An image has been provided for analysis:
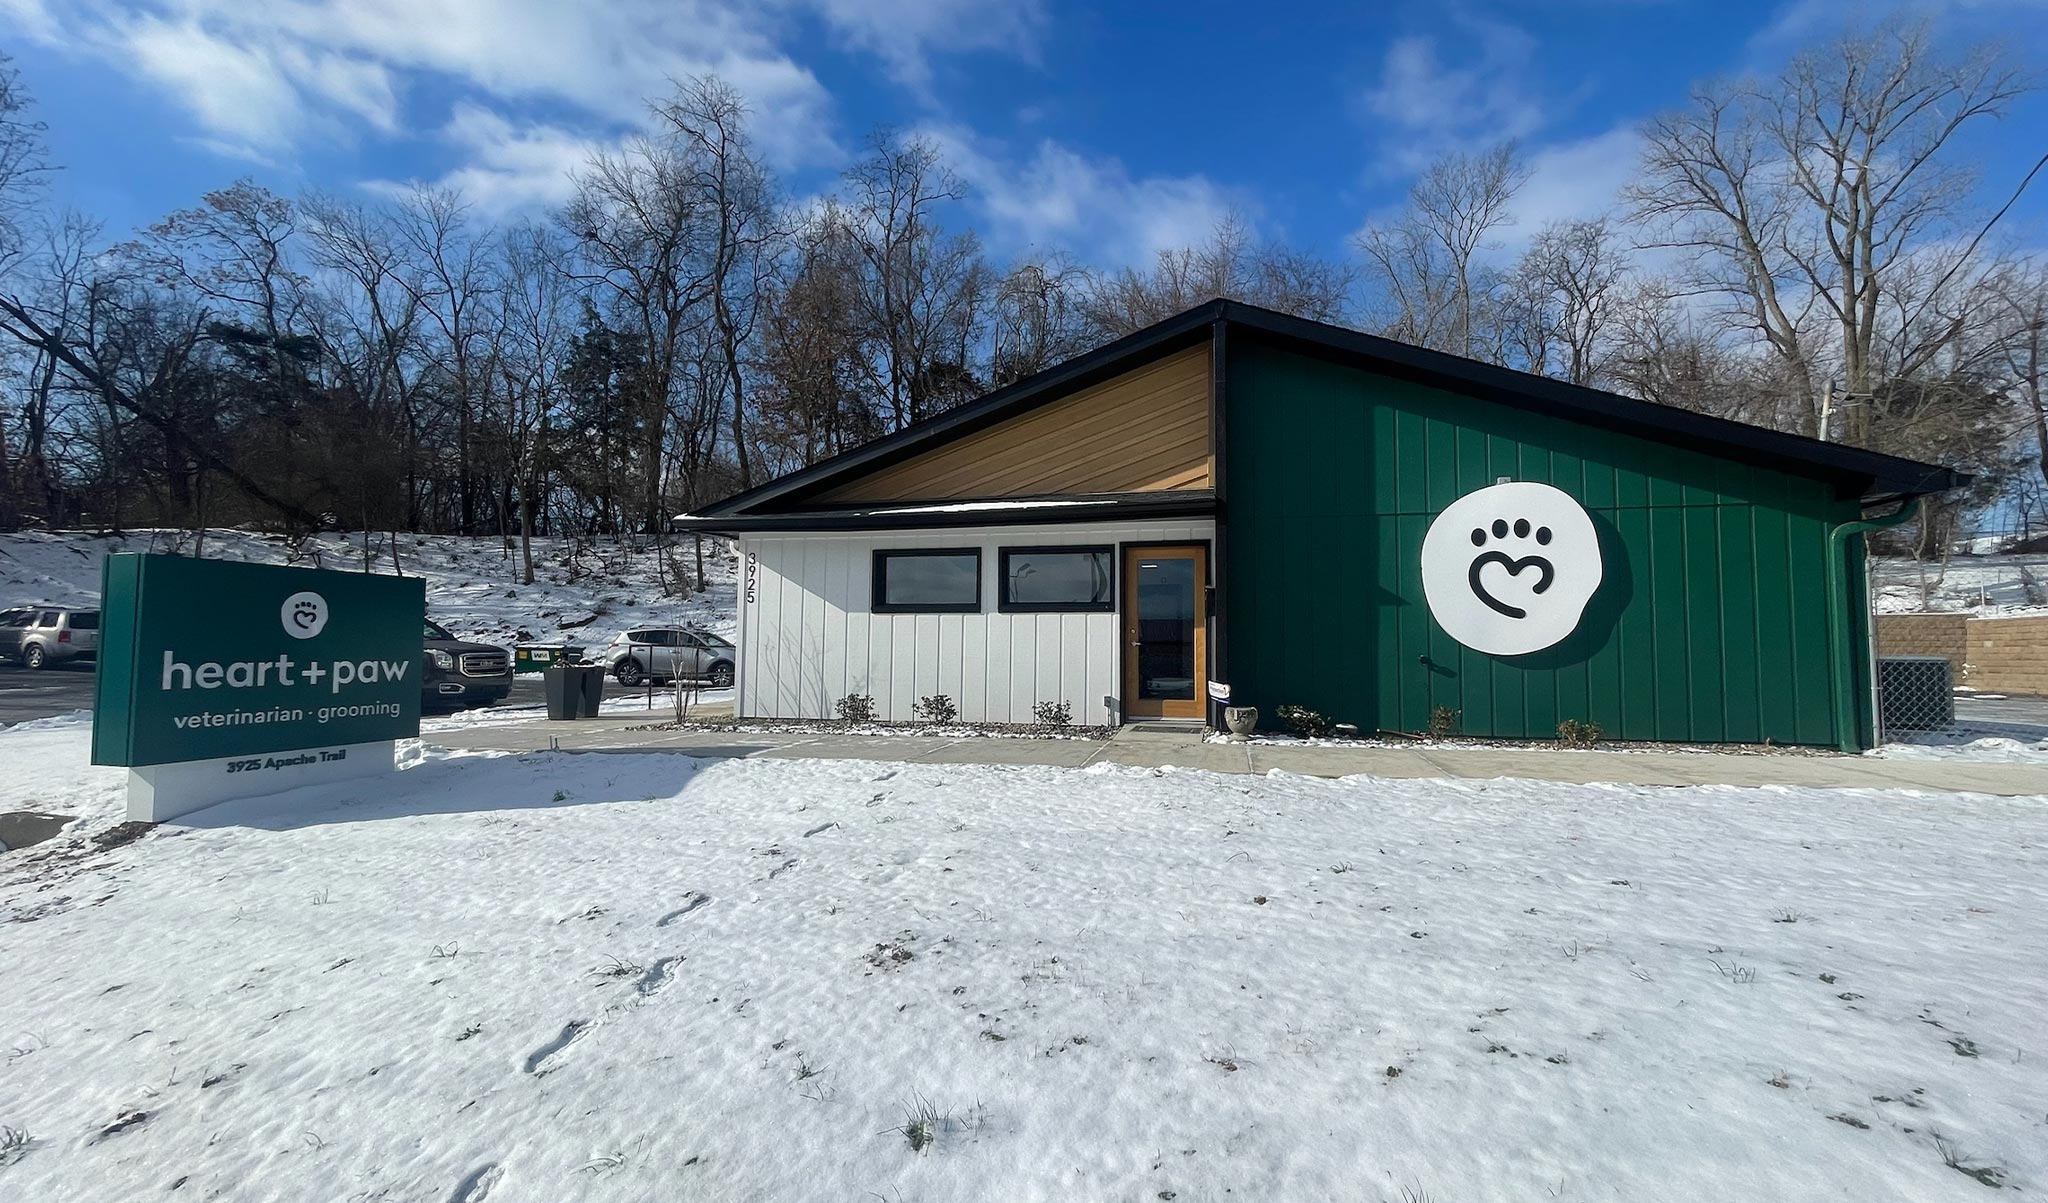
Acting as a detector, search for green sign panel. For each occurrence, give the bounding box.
[92,554,426,767]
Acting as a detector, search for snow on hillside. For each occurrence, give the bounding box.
[0,720,2044,1202]
[0,529,738,649]
[1873,554,2048,615]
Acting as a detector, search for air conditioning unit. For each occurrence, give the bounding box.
[1878,656,1954,734]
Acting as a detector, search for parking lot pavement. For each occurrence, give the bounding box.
[1954,693,2048,740]
[0,663,98,725]
[0,663,551,726]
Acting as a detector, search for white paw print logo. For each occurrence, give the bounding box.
[1421,482,1603,656]
[280,590,330,640]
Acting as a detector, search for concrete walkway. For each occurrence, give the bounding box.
[425,718,2048,797]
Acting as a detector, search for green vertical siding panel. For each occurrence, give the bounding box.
[1370,403,1401,515]
[1579,433,1618,510]
[1647,508,1690,738]
[1785,511,1835,745]
[1718,509,1763,742]
[1683,505,1727,742]
[1397,514,1434,730]
[1222,343,1862,746]
[1751,510,1798,739]
[1375,515,1401,729]
[1612,508,1657,741]
[1393,409,1429,515]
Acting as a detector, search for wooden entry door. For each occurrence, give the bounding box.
[1122,545,1208,720]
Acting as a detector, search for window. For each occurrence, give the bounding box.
[873,549,981,613]
[424,619,453,641]
[69,611,99,631]
[998,546,1114,612]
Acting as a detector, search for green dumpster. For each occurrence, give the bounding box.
[514,645,586,674]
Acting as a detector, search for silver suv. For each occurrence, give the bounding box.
[602,627,736,688]
[1,606,101,669]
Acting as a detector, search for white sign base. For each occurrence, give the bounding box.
[127,740,397,824]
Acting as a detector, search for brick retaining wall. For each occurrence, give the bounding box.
[1965,616,2048,696]
[1878,613,2048,696]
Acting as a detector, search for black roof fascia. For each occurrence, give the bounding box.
[695,303,1224,517]
[1212,300,1968,500]
[674,491,1217,535]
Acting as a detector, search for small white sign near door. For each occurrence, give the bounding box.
[1420,482,1603,656]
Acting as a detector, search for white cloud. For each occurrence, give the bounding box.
[919,127,1238,268]
[16,0,1054,174]
[366,105,602,216]
[797,0,1047,90]
[1359,13,1549,171]
[1500,125,1644,250]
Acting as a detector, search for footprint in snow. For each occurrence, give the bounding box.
[635,955,684,997]
[523,1021,590,1075]
[448,1163,503,1203]
[803,822,838,837]
[657,893,711,926]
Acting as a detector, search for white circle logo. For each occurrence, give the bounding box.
[281,591,330,640]
[1420,482,1603,656]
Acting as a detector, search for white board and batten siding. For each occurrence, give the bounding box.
[737,518,1214,727]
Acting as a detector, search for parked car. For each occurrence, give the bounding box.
[0,606,100,669]
[602,627,736,688]
[423,619,513,709]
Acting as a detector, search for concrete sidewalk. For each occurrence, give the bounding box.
[424,718,2048,797]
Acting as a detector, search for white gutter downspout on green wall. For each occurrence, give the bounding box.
[1827,497,1919,752]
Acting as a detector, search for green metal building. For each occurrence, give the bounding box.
[683,300,1963,750]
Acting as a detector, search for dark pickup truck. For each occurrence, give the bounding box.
[423,619,513,710]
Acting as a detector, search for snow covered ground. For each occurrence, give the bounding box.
[0,529,737,648]
[1873,554,2048,615]
[2,716,2045,1201]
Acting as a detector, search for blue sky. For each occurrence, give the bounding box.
[5,0,2046,269]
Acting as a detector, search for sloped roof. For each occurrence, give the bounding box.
[693,298,1965,522]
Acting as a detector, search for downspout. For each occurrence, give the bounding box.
[1826,497,1917,752]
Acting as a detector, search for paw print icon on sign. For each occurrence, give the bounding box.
[1421,483,1603,656]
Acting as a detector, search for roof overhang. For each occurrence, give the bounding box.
[673,491,1216,535]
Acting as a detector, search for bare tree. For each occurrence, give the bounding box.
[1984,263,2048,493]
[1631,22,2029,441]
[988,256,1090,385]
[1082,214,1354,339]
[655,77,780,493]
[1502,219,1630,385]
[1357,144,1526,358]
[564,131,708,532]
[0,53,52,272]
[839,131,987,429]
[500,221,573,584]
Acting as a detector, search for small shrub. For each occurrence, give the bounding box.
[835,694,877,722]
[1031,700,1072,727]
[1276,704,1334,739]
[1426,705,1460,739]
[1557,719,1604,749]
[913,695,957,724]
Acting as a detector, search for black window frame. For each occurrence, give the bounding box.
[997,545,1116,613]
[872,548,982,614]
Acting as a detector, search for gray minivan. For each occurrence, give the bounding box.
[0,606,101,669]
